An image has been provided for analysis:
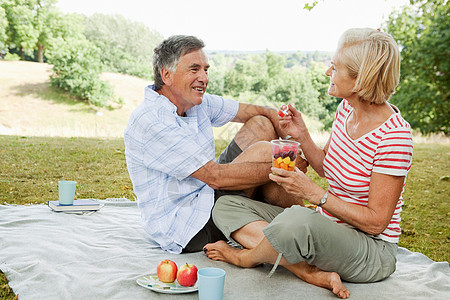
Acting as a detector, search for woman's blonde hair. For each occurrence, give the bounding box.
[335,28,400,104]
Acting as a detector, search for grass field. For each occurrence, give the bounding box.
[1,135,449,259]
[1,136,449,299]
[0,61,449,299]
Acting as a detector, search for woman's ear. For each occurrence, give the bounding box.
[161,67,173,86]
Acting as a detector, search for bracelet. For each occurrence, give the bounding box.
[318,191,328,207]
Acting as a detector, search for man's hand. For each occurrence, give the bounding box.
[295,154,309,173]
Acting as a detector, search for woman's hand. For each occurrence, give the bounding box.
[278,104,309,140]
[268,166,324,202]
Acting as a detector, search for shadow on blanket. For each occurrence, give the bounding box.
[0,204,449,300]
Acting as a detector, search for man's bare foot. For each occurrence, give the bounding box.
[328,272,350,299]
[203,241,259,268]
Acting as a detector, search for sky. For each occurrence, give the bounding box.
[56,0,410,52]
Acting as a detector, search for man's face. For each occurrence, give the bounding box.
[168,49,209,112]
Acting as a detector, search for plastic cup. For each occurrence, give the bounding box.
[271,139,300,171]
[197,267,225,300]
[58,180,76,205]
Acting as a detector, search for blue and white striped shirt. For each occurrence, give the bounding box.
[124,85,239,253]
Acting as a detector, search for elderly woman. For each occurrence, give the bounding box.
[203,28,413,298]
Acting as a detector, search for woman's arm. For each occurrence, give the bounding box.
[319,172,404,235]
[269,168,404,235]
[279,104,330,177]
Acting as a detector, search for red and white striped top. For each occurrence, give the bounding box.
[319,99,413,243]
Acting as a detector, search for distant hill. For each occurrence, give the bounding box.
[0,61,149,138]
[0,60,325,144]
[0,60,244,141]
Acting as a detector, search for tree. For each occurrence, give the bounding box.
[83,13,163,79]
[34,0,61,62]
[1,0,39,60]
[308,61,340,129]
[0,6,7,52]
[265,51,285,78]
[207,53,233,95]
[208,50,334,123]
[43,12,116,107]
[46,36,115,108]
[285,51,305,68]
[1,0,67,62]
[385,0,449,134]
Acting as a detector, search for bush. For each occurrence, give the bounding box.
[46,37,115,107]
[4,52,20,61]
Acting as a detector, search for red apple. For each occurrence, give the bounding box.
[176,263,198,287]
[157,259,177,283]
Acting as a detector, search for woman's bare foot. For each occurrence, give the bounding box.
[285,263,350,299]
[205,241,349,298]
[203,240,259,268]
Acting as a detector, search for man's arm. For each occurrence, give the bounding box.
[191,103,294,190]
[191,160,272,190]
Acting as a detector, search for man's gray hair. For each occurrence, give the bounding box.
[153,35,205,90]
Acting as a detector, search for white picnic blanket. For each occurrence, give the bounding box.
[0,202,449,300]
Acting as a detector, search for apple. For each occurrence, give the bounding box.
[176,263,198,287]
[157,259,177,283]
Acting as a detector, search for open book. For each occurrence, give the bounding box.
[48,199,102,212]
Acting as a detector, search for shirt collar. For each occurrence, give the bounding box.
[145,85,177,114]
[145,84,200,118]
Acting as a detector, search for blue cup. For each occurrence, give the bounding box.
[197,268,225,300]
[58,180,76,205]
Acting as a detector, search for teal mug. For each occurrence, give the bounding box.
[58,180,76,205]
[197,268,226,300]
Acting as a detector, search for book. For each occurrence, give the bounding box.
[48,199,102,212]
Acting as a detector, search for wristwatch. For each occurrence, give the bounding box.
[318,191,328,207]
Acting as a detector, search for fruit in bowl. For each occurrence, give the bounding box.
[271,140,299,171]
[156,259,177,283]
[176,263,198,287]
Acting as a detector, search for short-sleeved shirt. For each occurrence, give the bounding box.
[320,99,413,243]
[124,85,239,253]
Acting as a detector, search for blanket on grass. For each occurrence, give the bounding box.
[1,202,449,300]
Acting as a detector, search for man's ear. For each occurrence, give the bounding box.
[161,67,173,86]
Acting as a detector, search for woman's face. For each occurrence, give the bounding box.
[325,54,357,99]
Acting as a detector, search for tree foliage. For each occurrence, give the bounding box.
[207,51,336,128]
[41,12,117,108]
[1,0,39,59]
[0,6,7,51]
[303,0,324,11]
[34,0,64,62]
[1,1,164,108]
[46,36,115,108]
[0,0,86,62]
[386,0,449,134]
[83,13,163,79]
[1,0,447,132]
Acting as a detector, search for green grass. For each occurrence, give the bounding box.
[0,136,135,204]
[0,135,449,299]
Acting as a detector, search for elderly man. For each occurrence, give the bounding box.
[124,35,307,254]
